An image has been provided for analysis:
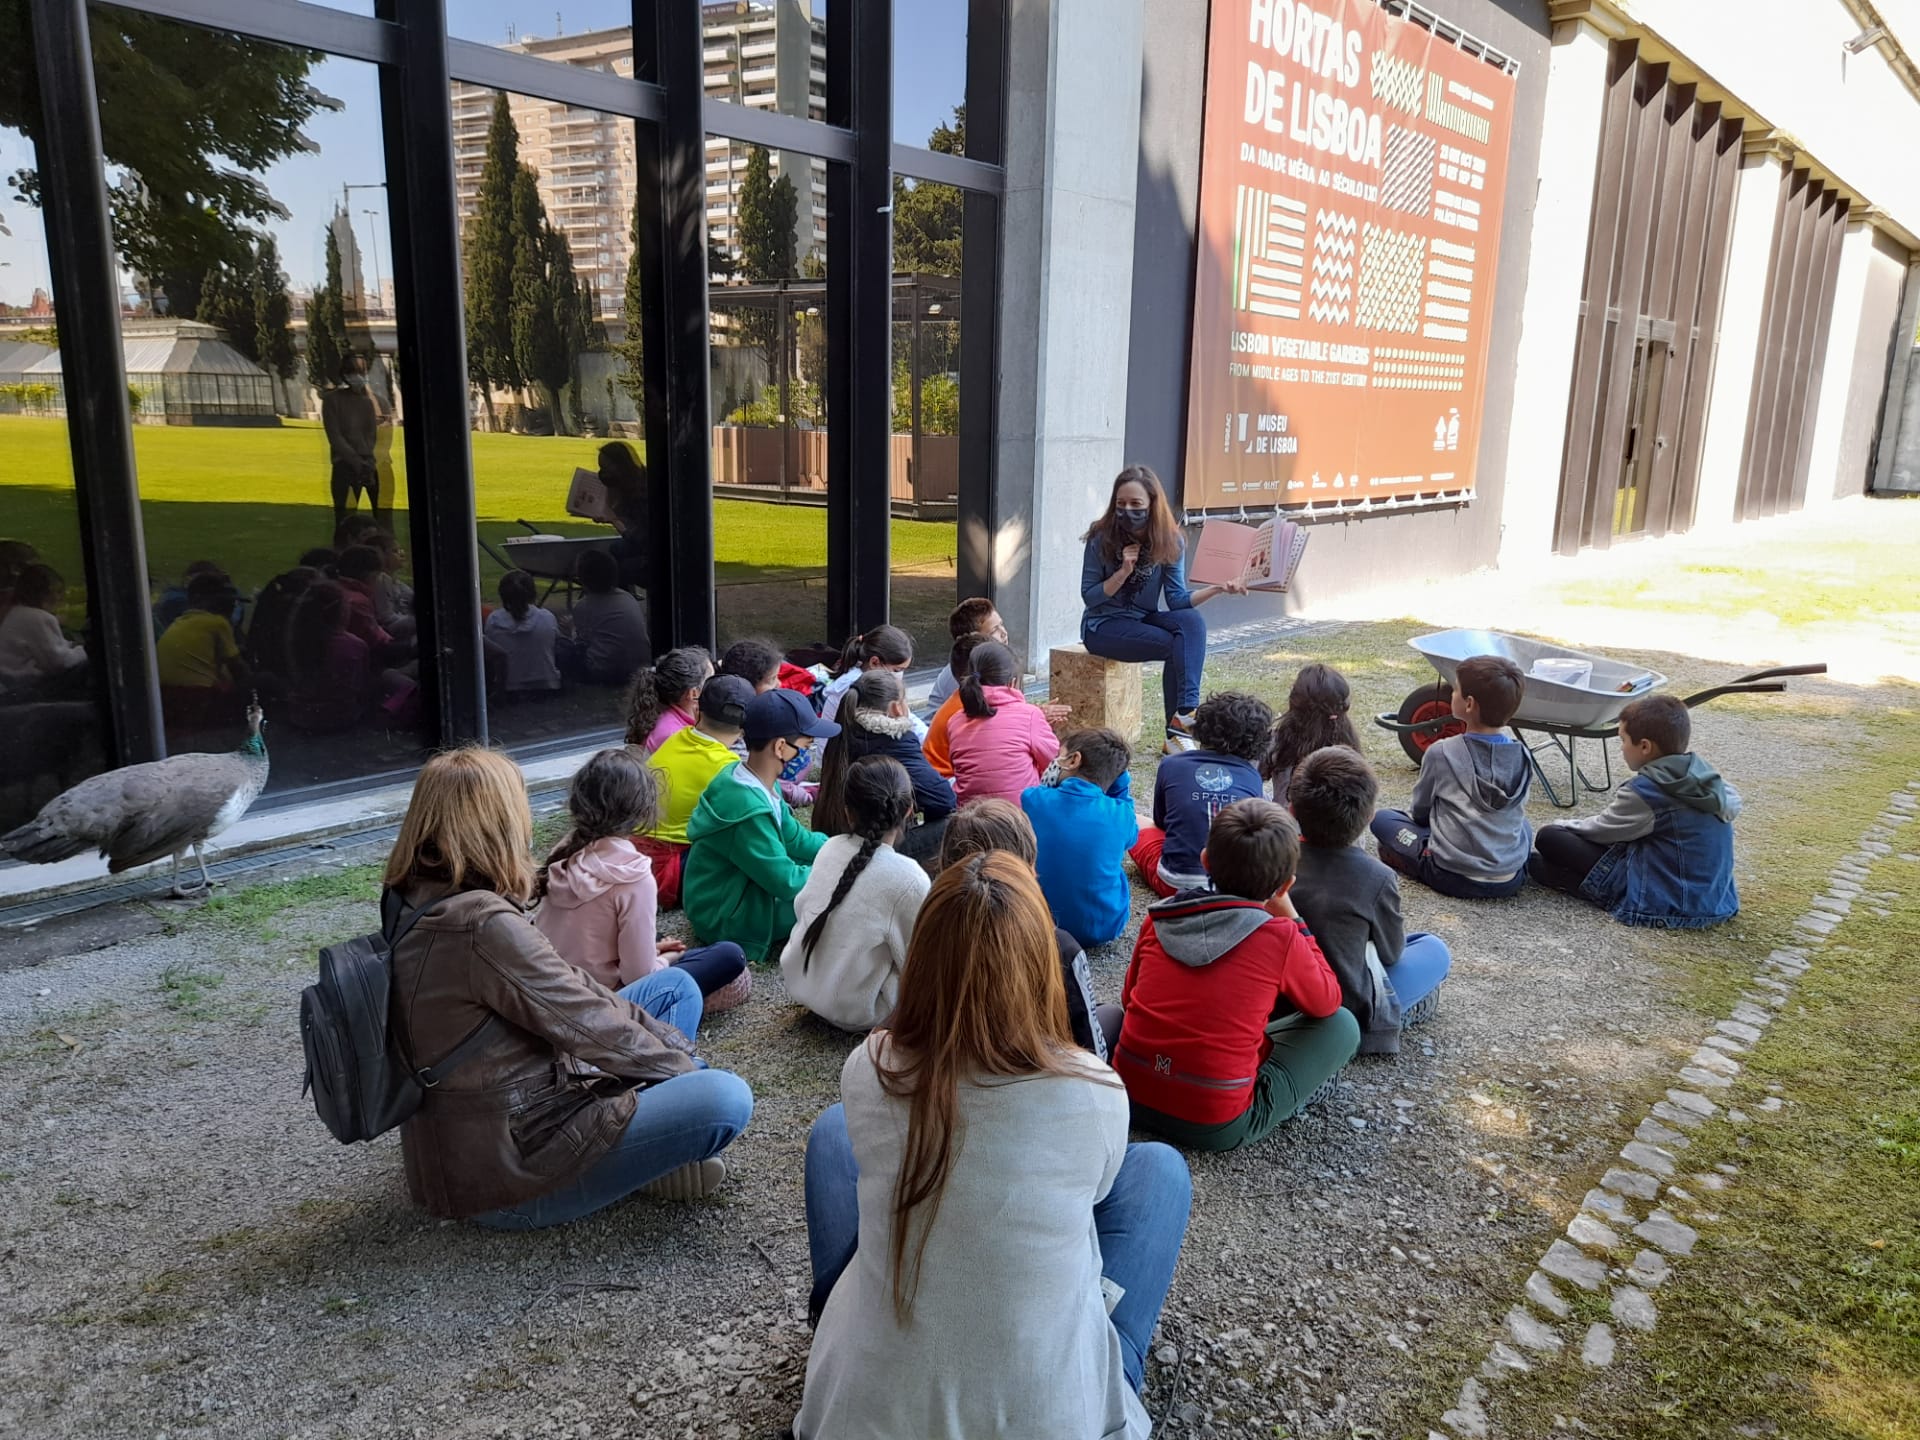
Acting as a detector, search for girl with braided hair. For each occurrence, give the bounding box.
[534,748,752,1013]
[779,755,931,1032]
[812,668,955,862]
[623,645,713,755]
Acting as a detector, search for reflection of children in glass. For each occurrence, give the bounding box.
[0,563,88,695]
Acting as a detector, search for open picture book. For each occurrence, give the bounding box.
[566,466,615,524]
[1187,517,1310,593]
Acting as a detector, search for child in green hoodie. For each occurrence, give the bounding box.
[683,688,841,963]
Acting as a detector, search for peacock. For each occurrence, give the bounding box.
[1,699,270,898]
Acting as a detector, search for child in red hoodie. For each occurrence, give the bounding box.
[1110,799,1360,1150]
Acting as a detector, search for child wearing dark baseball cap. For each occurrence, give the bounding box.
[682,688,842,964]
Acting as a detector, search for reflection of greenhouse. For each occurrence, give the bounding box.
[709,273,961,518]
[20,320,277,426]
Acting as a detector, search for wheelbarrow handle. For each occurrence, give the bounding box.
[1729,662,1826,684]
[1681,681,1786,708]
[1373,710,1457,736]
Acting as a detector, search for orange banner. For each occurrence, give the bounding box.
[1182,0,1517,511]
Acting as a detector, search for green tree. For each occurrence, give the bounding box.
[509,166,587,435]
[2,3,325,316]
[737,146,797,282]
[251,235,297,414]
[734,146,797,398]
[613,202,648,421]
[463,91,522,430]
[893,106,965,275]
[196,260,258,360]
[304,226,349,391]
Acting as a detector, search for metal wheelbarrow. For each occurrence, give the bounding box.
[1374,628,1826,807]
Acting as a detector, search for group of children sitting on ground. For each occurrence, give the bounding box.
[524,598,1744,1152]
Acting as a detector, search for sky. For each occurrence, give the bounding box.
[0,0,968,304]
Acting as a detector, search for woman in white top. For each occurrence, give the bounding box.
[779,756,928,1031]
[793,853,1192,1440]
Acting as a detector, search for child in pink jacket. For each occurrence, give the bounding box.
[945,641,1062,806]
[534,748,751,1012]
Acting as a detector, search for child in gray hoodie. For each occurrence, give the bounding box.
[1370,655,1533,898]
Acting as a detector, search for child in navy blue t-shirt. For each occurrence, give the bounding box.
[1022,727,1137,947]
[1130,690,1273,896]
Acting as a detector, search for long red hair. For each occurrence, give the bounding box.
[872,852,1086,1319]
[1083,463,1183,569]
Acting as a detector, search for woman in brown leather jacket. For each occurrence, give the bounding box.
[385,747,753,1227]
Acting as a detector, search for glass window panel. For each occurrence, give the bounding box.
[892,0,966,150]
[0,107,110,834]
[710,138,832,661]
[89,14,432,789]
[887,180,962,670]
[448,3,641,52]
[454,86,644,752]
[704,0,827,123]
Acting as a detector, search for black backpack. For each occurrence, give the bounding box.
[300,890,497,1144]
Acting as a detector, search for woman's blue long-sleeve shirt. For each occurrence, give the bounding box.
[1080,533,1193,635]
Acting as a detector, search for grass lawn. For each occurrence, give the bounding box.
[0,416,956,611]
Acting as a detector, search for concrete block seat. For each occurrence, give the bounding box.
[1047,644,1143,747]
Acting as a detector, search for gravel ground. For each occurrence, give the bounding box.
[1,620,1911,1440]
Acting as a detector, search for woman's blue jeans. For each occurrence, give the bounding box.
[1083,607,1209,723]
[470,968,753,1229]
[803,1103,1192,1392]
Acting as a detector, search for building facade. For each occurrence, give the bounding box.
[448,2,827,317]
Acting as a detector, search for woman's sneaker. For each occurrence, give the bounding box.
[1164,711,1199,755]
[641,1157,728,1201]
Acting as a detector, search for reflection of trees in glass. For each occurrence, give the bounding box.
[510,165,590,436]
[462,93,590,434]
[304,227,350,390]
[613,200,647,421]
[464,92,523,430]
[892,107,964,277]
[195,235,296,412]
[735,145,797,384]
[1,5,327,319]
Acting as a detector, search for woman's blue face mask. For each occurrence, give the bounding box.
[1115,505,1149,530]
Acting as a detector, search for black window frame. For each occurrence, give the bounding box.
[22,0,1006,797]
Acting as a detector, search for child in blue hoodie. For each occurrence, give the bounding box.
[1529,693,1740,927]
[1022,727,1137,947]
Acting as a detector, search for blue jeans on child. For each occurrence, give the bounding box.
[1370,808,1527,899]
[803,1103,1193,1393]
[1083,608,1209,723]
[1385,933,1451,1012]
[470,968,754,1230]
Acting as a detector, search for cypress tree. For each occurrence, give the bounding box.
[251,235,297,415]
[304,226,350,392]
[464,91,521,429]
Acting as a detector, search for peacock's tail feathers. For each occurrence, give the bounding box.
[0,818,92,865]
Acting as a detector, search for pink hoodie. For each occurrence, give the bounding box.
[532,836,662,990]
[946,684,1062,807]
[643,703,697,755]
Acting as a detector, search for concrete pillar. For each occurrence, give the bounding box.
[1799,216,1876,510]
[994,0,1146,672]
[1873,254,1920,495]
[1492,16,1616,570]
[1691,135,1789,530]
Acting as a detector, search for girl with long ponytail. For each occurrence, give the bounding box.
[943,641,1061,806]
[623,645,714,754]
[778,755,930,1032]
[812,669,956,860]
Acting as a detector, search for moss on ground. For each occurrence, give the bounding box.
[1473,830,1920,1440]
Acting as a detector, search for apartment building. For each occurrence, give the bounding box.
[449,2,826,319]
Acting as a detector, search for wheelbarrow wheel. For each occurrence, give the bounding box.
[1395,683,1462,764]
